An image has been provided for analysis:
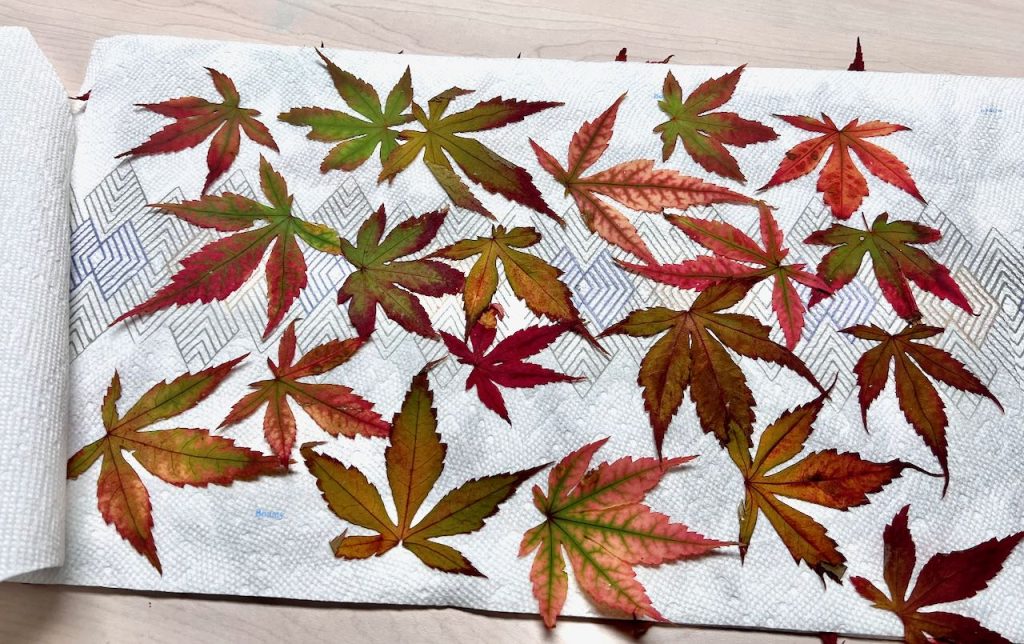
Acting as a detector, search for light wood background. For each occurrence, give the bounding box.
[1,1,1022,642]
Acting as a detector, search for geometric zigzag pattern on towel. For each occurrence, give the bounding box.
[69,163,1024,405]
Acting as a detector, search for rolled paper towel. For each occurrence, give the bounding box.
[0,27,74,580]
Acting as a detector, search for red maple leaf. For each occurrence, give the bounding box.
[852,505,1023,644]
[759,114,923,219]
[440,304,582,423]
[618,202,831,348]
[117,67,278,193]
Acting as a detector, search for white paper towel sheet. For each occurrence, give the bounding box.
[0,27,74,581]
[8,33,1024,639]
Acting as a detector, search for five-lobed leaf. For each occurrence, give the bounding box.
[112,156,342,338]
[759,113,924,219]
[618,202,831,349]
[602,280,822,456]
[440,304,582,423]
[726,390,918,582]
[379,86,562,221]
[279,51,415,172]
[654,66,778,182]
[219,320,390,465]
[117,67,278,193]
[302,367,544,575]
[520,437,728,627]
[851,505,1023,644]
[336,205,464,339]
[531,95,752,265]
[806,213,972,321]
[843,323,1002,491]
[66,356,284,572]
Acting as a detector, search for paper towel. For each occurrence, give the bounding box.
[14,33,1024,640]
[0,27,75,581]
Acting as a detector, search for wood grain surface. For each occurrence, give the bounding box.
[1,1,1022,642]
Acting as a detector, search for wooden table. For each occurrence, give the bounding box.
[1,1,1021,642]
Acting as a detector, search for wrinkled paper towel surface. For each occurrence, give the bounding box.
[3,32,1023,639]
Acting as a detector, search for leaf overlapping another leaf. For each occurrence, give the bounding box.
[726,390,919,581]
[66,357,283,572]
[654,66,777,182]
[117,67,278,193]
[220,320,389,465]
[844,323,1002,491]
[760,113,923,219]
[379,87,562,221]
[520,437,728,627]
[279,51,414,172]
[303,367,544,575]
[440,304,582,423]
[336,205,463,339]
[112,157,342,338]
[851,505,1023,644]
[531,94,752,264]
[602,280,822,456]
[618,202,831,349]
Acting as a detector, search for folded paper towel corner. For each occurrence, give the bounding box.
[1,27,1022,641]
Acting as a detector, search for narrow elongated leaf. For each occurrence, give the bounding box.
[531,95,752,264]
[66,357,283,572]
[117,67,278,193]
[220,320,389,465]
[851,505,1023,643]
[303,366,544,575]
[520,438,727,627]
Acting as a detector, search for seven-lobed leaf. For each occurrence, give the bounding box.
[336,205,464,339]
[279,51,414,172]
[806,213,972,321]
[618,202,831,349]
[219,320,390,465]
[440,304,582,423]
[654,66,778,182]
[117,67,278,194]
[302,367,545,575]
[112,156,343,339]
[851,505,1023,644]
[531,95,752,264]
[726,390,919,581]
[602,280,822,456]
[520,437,728,627]
[379,86,562,221]
[759,113,923,219]
[66,356,284,573]
[843,323,1002,491]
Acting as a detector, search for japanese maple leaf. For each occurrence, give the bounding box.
[843,323,1002,490]
[337,205,463,339]
[531,95,751,264]
[602,280,822,456]
[520,437,727,627]
[219,320,389,465]
[117,67,278,194]
[851,505,1023,644]
[440,304,582,423]
[614,48,674,63]
[279,51,414,172]
[618,202,831,349]
[805,213,972,321]
[378,86,562,221]
[848,38,866,71]
[301,367,544,575]
[726,390,918,581]
[112,157,341,338]
[430,225,590,334]
[654,66,778,182]
[66,357,283,573]
[759,113,923,219]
